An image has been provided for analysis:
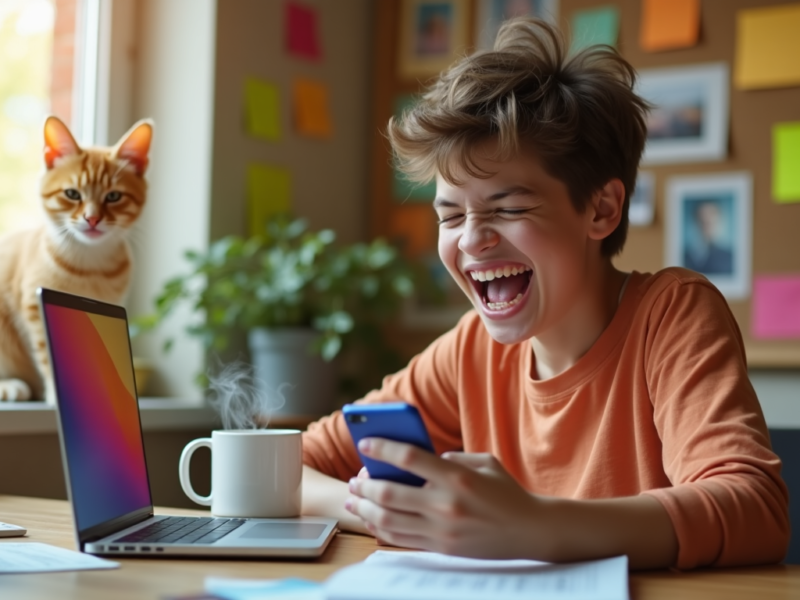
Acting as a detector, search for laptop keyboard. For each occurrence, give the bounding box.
[113,516,246,545]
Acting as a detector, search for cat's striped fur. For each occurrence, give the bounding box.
[0,116,152,402]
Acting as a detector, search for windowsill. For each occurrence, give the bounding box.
[0,398,219,435]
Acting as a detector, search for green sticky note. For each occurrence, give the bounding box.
[571,6,620,52]
[244,78,281,141]
[247,164,291,236]
[393,94,436,202]
[774,122,800,203]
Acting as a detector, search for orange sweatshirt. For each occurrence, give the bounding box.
[303,268,790,569]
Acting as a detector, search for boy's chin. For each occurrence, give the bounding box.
[474,310,535,345]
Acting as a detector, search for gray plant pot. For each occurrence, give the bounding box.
[247,327,336,418]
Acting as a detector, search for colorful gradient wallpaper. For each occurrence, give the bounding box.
[45,304,151,532]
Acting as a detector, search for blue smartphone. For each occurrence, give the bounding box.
[343,402,435,487]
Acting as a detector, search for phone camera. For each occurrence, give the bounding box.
[346,414,368,424]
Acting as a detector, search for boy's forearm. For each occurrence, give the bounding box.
[537,494,678,570]
[301,465,369,534]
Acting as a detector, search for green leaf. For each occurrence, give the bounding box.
[320,335,342,361]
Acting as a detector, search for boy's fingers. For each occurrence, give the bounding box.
[358,437,454,480]
[350,477,425,512]
[442,452,499,471]
[357,466,370,480]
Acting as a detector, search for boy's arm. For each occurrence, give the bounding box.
[345,441,678,569]
[301,465,369,534]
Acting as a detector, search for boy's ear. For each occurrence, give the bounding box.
[113,119,154,176]
[43,116,81,169]
[587,178,625,242]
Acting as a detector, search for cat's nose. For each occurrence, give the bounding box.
[85,215,101,228]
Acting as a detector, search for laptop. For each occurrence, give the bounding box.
[38,287,338,558]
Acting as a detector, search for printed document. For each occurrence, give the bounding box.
[0,542,119,574]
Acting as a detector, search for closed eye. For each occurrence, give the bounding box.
[437,214,464,225]
[497,208,529,215]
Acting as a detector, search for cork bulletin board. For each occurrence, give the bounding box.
[369,0,800,366]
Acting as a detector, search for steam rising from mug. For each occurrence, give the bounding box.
[207,360,288,430]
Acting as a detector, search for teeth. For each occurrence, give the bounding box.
[486,293,524,310]
[469,265,530,282]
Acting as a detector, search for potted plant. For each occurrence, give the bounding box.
[136,215,415,416]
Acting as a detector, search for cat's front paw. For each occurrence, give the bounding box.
[0,379,33,401]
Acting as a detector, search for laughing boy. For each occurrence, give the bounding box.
[299,18,789,569]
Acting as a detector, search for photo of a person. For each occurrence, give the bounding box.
[683,196,734,276]
[415,4,453,56]
[666,172,751,300]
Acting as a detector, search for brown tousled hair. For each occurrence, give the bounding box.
[387,17,649,256]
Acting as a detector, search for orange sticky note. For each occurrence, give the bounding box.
[292,78,332,138]
[735,4,800,90]
[640,0,699,52]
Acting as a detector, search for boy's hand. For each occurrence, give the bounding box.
[344,438,547,558]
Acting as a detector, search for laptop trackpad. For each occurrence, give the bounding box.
[240,523,326,540]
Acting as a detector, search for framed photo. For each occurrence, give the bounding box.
[474,0,559,49]
[397,0,470,80]
[629,170,655,227]
[665,172,752,300]
[637,63,729,165]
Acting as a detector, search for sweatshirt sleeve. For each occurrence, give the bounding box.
[640,275,790,569]
[302,313,470,481]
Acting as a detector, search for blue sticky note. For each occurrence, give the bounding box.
[571,6,620,52]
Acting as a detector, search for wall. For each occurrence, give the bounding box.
[210,0,373,244]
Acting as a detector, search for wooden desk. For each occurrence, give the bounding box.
[1,495,798,600]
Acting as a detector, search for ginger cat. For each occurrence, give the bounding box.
[0,116,152,403]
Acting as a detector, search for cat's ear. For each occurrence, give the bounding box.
[113,119,153,176]
[43,116,81,169]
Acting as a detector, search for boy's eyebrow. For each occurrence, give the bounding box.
[433,186,533,208]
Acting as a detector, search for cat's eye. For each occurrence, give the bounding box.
[64,188,81,201]
[105,191,122,203]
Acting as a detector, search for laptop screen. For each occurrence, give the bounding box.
[42,294,152,533]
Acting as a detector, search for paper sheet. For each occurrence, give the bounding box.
[244,78,281,142]
[734,4,800,90]
[773,122,800,203]
[0,542,119,574]
[293,78,333,138]
[325,551,629,600]
[640,0,699,52]
[752,275,800,340]
[571,6,619,52]
[286,1,321,60]
[247,164,291,237]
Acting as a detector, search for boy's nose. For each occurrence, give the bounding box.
[458,217,500,254]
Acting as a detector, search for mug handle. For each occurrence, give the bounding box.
[179,438,212,506]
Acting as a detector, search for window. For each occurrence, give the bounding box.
[0,0,73,235]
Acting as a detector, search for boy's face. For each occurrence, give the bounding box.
[434,143,601,345]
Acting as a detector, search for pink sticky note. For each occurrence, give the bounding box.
[752,275,800,339]
[286,1,321,60]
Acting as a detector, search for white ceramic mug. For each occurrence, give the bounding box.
[178,429,302,518]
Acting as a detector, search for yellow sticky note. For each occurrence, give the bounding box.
[292,78,332,138]
[774,122,800,204]
[735,5,800,90]
[247,164,291,236]
[640,0,699,52]
[244,78,281,141]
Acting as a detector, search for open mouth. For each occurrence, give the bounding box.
[468,265,532,311]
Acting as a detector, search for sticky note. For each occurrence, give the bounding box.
[571,6,619,52]
[640,0,699,52]
[286,1,321,60]
[244,78,281,142]
[752,275,800,339]
[773,122,800,203]
[292,78,332,138]
[389,207,436,257]
[735,4,800,90]
[247,164,291,237]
